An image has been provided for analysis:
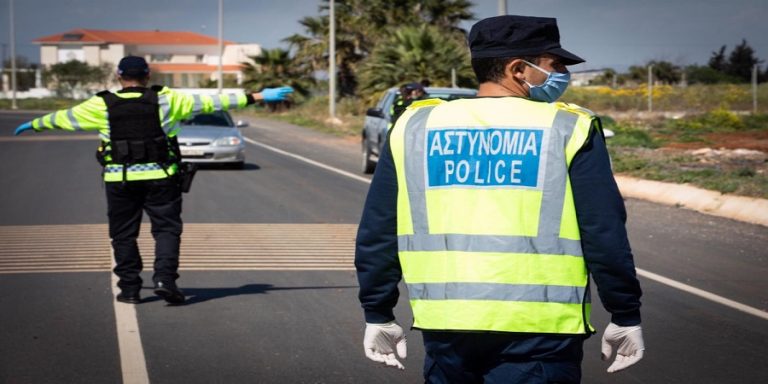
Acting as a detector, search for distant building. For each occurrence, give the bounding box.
[570,69,609,87]
[33,28,261,88]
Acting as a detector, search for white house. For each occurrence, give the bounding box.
[570,69,609,87]
[34,28,261,88]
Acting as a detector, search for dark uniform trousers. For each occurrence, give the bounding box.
[422,331,584,384]
[105,177,182,293]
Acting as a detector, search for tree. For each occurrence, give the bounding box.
[627,60,681,84]
[92,63,115,90]
[708,46,727,72]
[726,39,762,82]
[197,76,240,89]
[685,64,738,84]
[357,25,475,102]
[589,68,618,86]
[286,0,474,98]
[707,40,764,83]
[241,48,314,110]
[2,56,38,91]
[44,60,106,97]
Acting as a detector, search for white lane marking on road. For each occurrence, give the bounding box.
[244,135,768,321]
[111,254,150,384]
[637,268,768,321]
[242,137,371,183]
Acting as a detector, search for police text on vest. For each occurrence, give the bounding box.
[426,128,543,188]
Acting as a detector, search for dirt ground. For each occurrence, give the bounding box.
[665,130,768,152]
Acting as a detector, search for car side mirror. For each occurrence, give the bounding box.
[236,120,249,128]
[366,108,385,118]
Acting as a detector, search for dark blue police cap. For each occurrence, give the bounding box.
[117,56,150,77]
[468,15,585,65]
[403,82,424,91]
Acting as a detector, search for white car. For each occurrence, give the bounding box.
[176,111,247,169]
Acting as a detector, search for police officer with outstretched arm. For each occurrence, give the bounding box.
[15,56,293,305]
[355,15,644,383]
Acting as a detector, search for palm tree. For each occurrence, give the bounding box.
[358,25,476,103]
[287,0,475,98]
[241,48,314,110]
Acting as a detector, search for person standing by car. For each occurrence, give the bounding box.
[390,82,427,127]
[355,15,644,382]
[14,56,293,305]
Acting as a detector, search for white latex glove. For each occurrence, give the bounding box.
[601,322,645,373]
[363,321,407,370]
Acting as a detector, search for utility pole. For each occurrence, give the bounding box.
[498,0,507,15]
[753,64,759,114]
[647,65,653,113]
[217,0,223,93]
[329,0,336,120]
[451,68,457,88]
[9,0,18,109]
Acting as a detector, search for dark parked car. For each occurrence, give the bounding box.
[361,86,477,173]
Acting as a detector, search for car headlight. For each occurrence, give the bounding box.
[212,136,242,146]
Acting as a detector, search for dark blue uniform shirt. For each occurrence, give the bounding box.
[355,116,642,365]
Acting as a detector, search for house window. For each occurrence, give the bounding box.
[195,55,204,63]
[150,54,172,63]
[153,73,174,87]
[62,33,84,41]
[58,47,85,62]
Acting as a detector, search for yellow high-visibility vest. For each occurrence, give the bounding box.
[31,86,249,182]
[389,97,597,334]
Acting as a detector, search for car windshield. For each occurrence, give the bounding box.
[424,91,476,101]
[180,111,234,127]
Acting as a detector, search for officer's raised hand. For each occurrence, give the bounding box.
[14,122,33,136]
[258,86,294,102]
[363,321,407,370]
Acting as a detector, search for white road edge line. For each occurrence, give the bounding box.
[243,137,371,183]
[245,136,768,321]
[111,253,150,384]
[636,268,768,320]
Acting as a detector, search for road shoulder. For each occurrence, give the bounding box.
[616,175,768,227]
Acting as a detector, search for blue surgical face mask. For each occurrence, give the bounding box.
[522,60,570,102]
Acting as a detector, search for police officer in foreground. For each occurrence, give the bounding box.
[15,56,293,305]
[355,15,644,382]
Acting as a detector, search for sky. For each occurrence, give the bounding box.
[1,0,767,72]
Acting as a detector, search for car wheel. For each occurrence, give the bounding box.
[361,138,376,174]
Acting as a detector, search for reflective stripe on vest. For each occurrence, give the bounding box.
[103,163,178,182]
[390,98,595,335]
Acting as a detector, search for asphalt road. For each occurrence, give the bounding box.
[1,110,766,384]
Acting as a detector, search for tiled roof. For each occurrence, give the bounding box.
[34,29,234,45]
[150,63,243,73]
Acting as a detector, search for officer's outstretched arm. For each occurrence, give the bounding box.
[25,96,108,133]
[254,87,293,102]
[166,86,293,123]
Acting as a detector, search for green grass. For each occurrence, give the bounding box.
[0,98,78,110]
[608,146,768,199]
[242,95,365,137]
